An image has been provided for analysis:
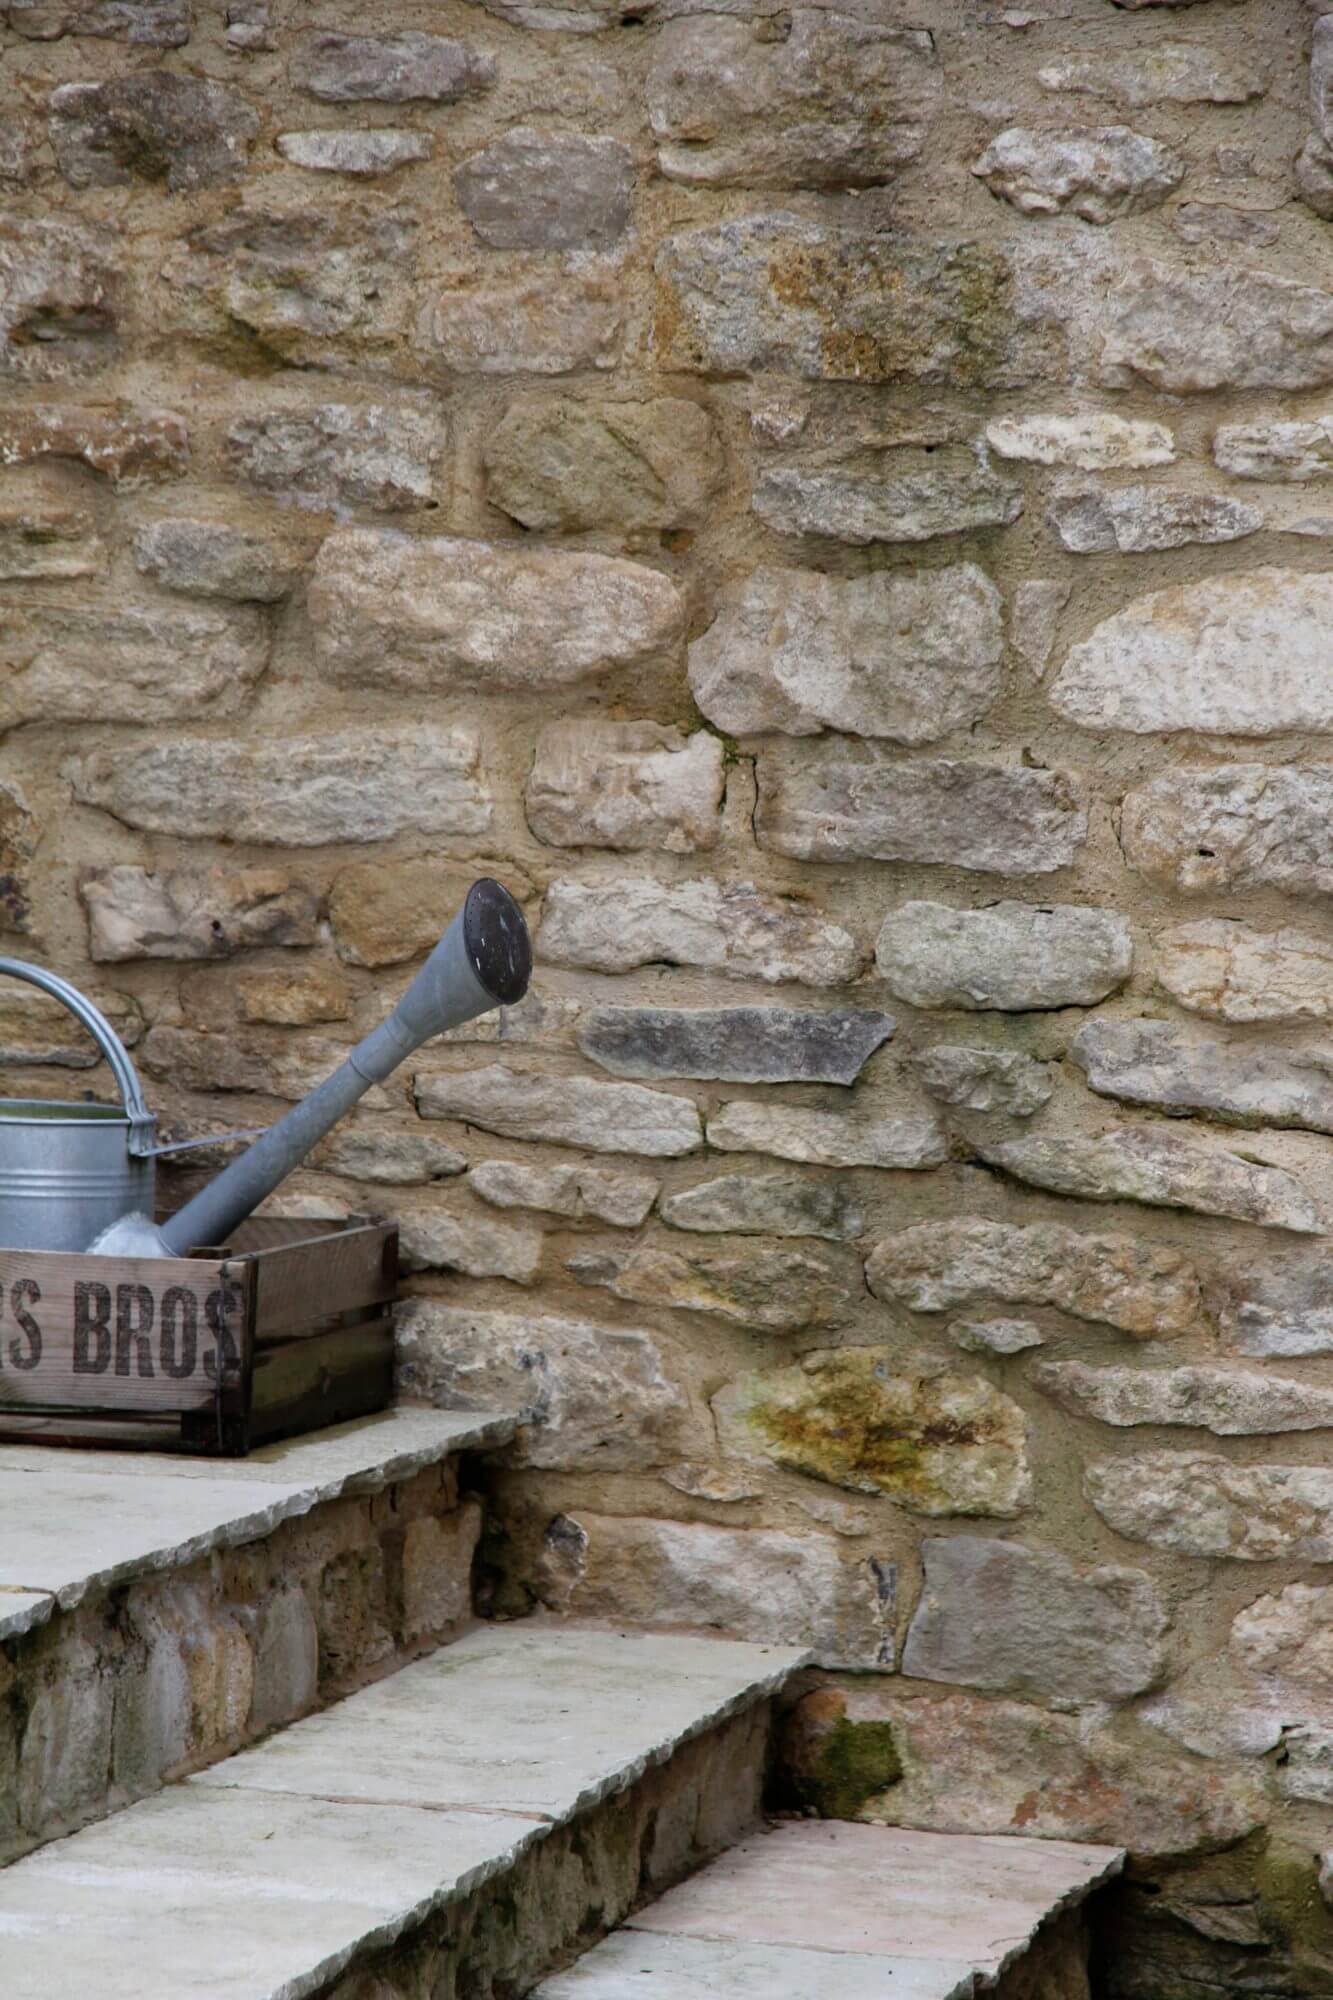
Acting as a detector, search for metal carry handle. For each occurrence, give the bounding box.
[0,957,157,1155]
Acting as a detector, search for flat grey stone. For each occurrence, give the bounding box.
[536,1930,977,1999]
[661,1173,863,1242]
[978,1128,1322,1233]
[912,1046,1053,1117]
[578,1006,894,1085]
[876,901,1132,1011]
[1071,1019,1333,1136]
[754,449,1022,544]
[455,128,633,250]
[1034,1360,1333,1436]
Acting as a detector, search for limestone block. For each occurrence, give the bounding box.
[1050,572,1333,731]
[1086,1452,1333,1561]
[0,215,119,380]
[648,14,940,188]
[1046,486,1260,554]
[526,723,722,852]
[660,1173,863,1242]
[707,1100,948,1171]
[1010,579,1069,679]
[578,1005,894,1085]
[951,1318,1044,1356]
[227,404,445,513]
[1123,765,1333,897]
[0,403,187,482]
[133,519,305,601]
[753,449,1022,543]
[538,1512,895,1668]
[911,1047,1053,1117]
[455,130,633,250]
[469,1160,656,1226]
[425,258,624,374]
[0,600,269,729]
[973,126,1183,223]
[986,412,1175,470]
[237,966,350,1027]
[1215,418,1333,481]
[329,857,529,969]
[1172,201,1280,249]
[1038,44,1268,108]
[571,1239,861,1330]
[276,131,433,176]
[538,878,864,985]
[1231,1582,1333,1692]
[81,865,316,963]
[687,563,1003,742]
[17,1652,114,1831]
[0,781,34,932]
[49,76,259,192]
[867,1219,1208,1340]
[903,1537,1166,1700]
[415,1063,702,1157]
[317,1543,393,1681]
[1071,1019,1333,1137]
[395,1299,691,1470]
[1034,1360,1333,1435]
[1101,264,1333,394]
[291,31,496,102]
[66,727,491,844]
[400,1504,480,1643]
[978,1129,1321,1233]
[249,1587,318,1734]
[398,1205,543,1285]
[317,1128,466,1186]
[1213,1255,1333,1359]
[6,0,189,40]
[0,502,104,579]
[875,901,1132,1011]
[0,982,140,1066]
[758,750,1085,874]
[484,396,722,534]
[310,531,682,691]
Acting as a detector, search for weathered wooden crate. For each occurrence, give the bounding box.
[0,1217,398,1456]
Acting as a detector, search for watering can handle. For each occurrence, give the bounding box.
[0,957,157,1155]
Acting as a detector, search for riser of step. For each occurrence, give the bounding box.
[0,1408,513,1865]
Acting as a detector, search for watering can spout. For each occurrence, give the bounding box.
[89,879,531,1260]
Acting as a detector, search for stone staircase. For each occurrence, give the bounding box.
[0,1408,1122,1996]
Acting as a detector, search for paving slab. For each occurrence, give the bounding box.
[536,1930,979,1998]
[192,1622,809,1820]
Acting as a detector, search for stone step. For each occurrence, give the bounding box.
[534,1821,1124,1998]
[0,1622,806,2000]
[0,1403,514,1863]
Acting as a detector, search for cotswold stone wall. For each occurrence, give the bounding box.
[1,0,1332,1986]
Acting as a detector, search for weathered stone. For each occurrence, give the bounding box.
[0,600,268,729]
[647,15,940,189]
[275,131,433,176]
[1102,264,1333,394]
[973,125,1182,223]
[484,397,722,535]
[455,130,632,251]
[979,1129,1321,1234]
[662,1462,761,1504]
[1038,44,1268,108]
[5,0,189,41]
[395,1301,690,1471]
[951,1318,1045,1356]
[291,32,495,103]
[0,782,34,933]
[1010,579,1069,679]
[868,1219,1208,1340]
[0,982,140,1066]
[81,865,316,963]
[310,531,683,692]
[573,1239,860,1331]
[415,1063,701,1158]
[1157,920,1333,1026]
[660,1173,863,1242]
[1214,418,1333,482]
[688,563,1003,743]
[1071,1019,1333,1138]
[903,1537,1166,1700]
[707,1100,948,1171]
[424,259,624,374]
[986,412,1175,470]
[448,988,581,1052]
[538,878,863,986]
[714,1353,1030,1515]
[66,727,490,845]
[0,216,119,380]
[1047,486,1260,555]
[328,857,529,970]
[133,519,304,602]
[0,503,103,580]
[1140,1687,1282,1763]
[1213,1253,1333,1359]
[0,128,33,182]
[579,1006,894,1086]
[1123,764,1333,898]
[1278,1726,1333,1804]
[758,751,1085,874]
[539,1513,894,1670]
[1036,1360,1333,1437]
[1231,1582,1333,1693]
[912,1047,1053,1118]
[469,1160,656,1228]
[0,404,187,483]
[398,1205,543,1286]
[49,77,259,192]
[139,1026,391,1106]
[400,1506,479,1644]
[525,723,721,852]
[875,902,1132,1012]
[233,965,349,1028]
[1296,136,1333,220]
[1052,572,1333,731]
[1172,201,1280,248]
[754,450,1023,544]
[316,1128,466,1185]
[227,404,445,513]
[1086,1452,1333,1561]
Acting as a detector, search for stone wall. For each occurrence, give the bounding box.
[1,0,1332,1987]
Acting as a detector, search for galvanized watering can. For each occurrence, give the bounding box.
[0,879,531,1258]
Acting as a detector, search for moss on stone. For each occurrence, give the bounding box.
[1256,1838,1333,1960]
[786,1699,902,1821]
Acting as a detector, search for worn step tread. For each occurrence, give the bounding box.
[0,1403,515,1637]
[535,1822,1125,1998]
[0,1623,807,2000]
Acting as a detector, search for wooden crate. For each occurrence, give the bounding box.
[0,1218,398,1456]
